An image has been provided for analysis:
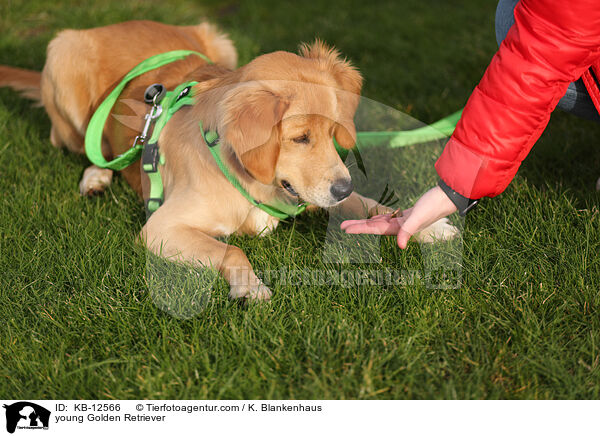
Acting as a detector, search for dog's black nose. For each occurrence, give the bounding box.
[330,178,353,201]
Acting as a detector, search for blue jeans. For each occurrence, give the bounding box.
[496,0,600,122]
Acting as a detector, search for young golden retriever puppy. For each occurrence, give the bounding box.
[0,20,457,300]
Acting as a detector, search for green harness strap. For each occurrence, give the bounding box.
[143,81,199,213]
[199,121,307,220]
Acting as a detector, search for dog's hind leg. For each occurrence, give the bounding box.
[43,89,86,153]
[79,165,113,196]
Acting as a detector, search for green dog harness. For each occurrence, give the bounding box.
[84,50,462,218]
[84,50,211,214]
[84,50,307,218]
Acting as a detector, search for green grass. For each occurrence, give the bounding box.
[1,0,600,399]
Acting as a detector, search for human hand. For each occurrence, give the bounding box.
[340,185,458,248]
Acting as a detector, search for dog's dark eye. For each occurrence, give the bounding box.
[292,133,310,144]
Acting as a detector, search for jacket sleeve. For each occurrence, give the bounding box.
[435,0,600,199]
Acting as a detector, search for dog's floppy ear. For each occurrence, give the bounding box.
[221,82,289,184]
[299,40,363,150]
[333,122,357,151]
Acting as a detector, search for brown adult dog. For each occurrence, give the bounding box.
[0,20,457,300]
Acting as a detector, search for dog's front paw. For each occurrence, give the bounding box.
[413,218,460,243]
[229,280,272,302]
[248,282,272,301]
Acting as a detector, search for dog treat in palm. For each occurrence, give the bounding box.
[390,208,403,218]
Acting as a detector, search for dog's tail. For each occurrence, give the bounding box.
[0,65,42,103]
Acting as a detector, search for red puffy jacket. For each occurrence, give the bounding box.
[435,0,600,199]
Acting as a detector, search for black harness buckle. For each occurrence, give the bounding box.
[142,142,160,173]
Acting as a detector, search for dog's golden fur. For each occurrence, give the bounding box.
[0,20,456,300]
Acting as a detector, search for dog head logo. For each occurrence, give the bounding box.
[3,402,50,434]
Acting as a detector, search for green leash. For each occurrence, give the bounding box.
[84,50,461,219]
[357,109,463,147]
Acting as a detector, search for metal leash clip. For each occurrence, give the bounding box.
[130,84,166,149]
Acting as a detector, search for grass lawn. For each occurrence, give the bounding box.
[1,0,599,399]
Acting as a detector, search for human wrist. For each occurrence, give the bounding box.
[437,179,478,216]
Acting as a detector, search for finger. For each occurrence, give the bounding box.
[343,218,402,235]
[394,205,431,248]
[340,215,391,231]
[397,228,413,249]
[341,207,415,231]
[370,213,392,220]
[340,219,363,231]
[342,214,408,232]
